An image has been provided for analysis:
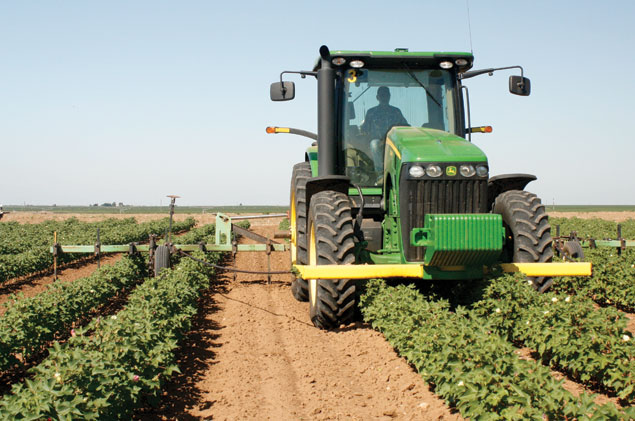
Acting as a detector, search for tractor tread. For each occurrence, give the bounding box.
[308,191,357,329]
[290,162,312,302]
[494,190,554,292]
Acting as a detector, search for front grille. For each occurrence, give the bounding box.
[400,172,488,262]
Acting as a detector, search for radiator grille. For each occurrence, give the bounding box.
[400,174,488,262]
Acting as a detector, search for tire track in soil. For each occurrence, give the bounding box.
[137,223,460,421]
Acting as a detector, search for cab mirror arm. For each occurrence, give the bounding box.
[270,70,318,101]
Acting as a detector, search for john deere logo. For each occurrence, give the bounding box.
[446,166,457,176]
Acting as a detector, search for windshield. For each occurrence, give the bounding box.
[341,68,458,186]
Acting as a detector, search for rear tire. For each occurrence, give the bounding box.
[307,191,357,329]
[290,162,312,301]
[493,190,554,292]
[154,245,170,276]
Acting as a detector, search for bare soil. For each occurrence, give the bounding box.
[138,224,460,420]
[4,212,226,226]
[625,312,635,335]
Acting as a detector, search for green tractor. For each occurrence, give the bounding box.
[269,46,588,329]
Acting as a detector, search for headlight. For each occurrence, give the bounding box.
[439,61,453,69]
[350,60,365,68]
[409,165,425,178]
[331,57,346,66]
[460,165,476,177]
[426,165,443,177]
[476,165,489,177]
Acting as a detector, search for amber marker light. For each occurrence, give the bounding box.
[265,126,289,134]
[469,126,493,133]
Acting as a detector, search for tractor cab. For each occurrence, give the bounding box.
[330,52,470,187]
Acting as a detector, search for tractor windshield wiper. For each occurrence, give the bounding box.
[402,63,442,108]
[352,85,372,103]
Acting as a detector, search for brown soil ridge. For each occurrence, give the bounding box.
[138,225,460,420]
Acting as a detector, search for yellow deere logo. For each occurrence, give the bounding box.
[446,166,457,176]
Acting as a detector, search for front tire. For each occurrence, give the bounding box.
[290,162,312,301]
[307,191,357,329]
[494,190,554,292]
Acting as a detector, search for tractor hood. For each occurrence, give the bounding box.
[387,127,487,163]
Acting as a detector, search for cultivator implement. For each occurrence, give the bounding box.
[51,214,289,254]
[50,208,291,281]
[553,223,634,259]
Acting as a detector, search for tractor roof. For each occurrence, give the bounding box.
[313,49,474,72]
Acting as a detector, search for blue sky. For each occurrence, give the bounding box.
[1,1,633,206]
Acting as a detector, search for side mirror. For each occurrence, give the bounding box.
[509,75,531,96]
[270,81,295,101]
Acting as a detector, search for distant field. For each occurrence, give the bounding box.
[3,205,289,214]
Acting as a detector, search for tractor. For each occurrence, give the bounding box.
[269,46,589,329]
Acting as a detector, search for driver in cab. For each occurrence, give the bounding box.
[360,86,408,172]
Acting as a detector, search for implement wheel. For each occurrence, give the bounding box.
[494,190,554,292]
[154,245,170,276]
[290,162,312,301]
[307,190,357,329]
[563,240,584,260]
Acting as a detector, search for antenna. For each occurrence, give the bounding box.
[466,0,474,54]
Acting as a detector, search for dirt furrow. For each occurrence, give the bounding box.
[139,224,458,420]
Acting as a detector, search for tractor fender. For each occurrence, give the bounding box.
[487,173,537,210]
[305,175,350,221]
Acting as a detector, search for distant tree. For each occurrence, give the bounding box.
[101,203,113,207]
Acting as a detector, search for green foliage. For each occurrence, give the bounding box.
[0,256,147,372]
[0,251,220,419]
[473,275,635,403]
[553,248,635,312]
[549,217,635,240]
[0,217,195,283]
[278,218,290,231]
[360,279,633,420]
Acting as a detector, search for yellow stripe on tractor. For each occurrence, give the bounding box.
[294,262,592,279]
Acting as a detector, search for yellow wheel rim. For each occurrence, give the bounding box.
[309,223,317,307]
[290,191,297,264]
